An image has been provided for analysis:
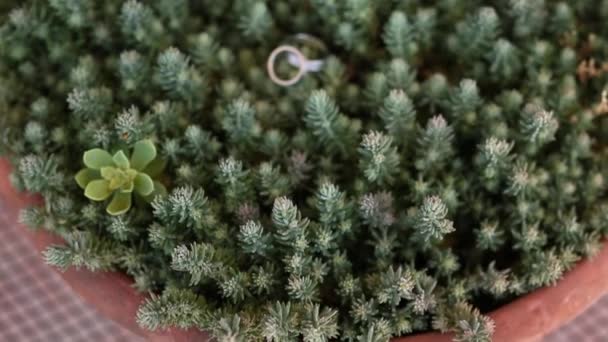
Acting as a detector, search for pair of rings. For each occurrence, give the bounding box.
[266,34,327,86]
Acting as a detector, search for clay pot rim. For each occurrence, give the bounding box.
[1,158,607,342]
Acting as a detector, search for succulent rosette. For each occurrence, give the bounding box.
[75,139,166,215]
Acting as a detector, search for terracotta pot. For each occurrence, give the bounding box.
[1,158,608,342]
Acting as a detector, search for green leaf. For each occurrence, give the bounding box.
[83,149,114,169]
[134,173,154,196]
[100,166,116,181]
[75,168,100,189]
[142,157,166,178]
[107,192,132,216]
[121,180,135,193]
[143,181,167,203]
[113,150,130,169]
[131,139,157,171]
[84,179,112,201]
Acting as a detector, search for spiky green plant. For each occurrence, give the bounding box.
[2,1,608,342]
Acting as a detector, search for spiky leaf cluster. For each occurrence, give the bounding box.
[2,1,608,342]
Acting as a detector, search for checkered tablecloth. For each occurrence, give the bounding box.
[0,198,141,341]
[1,196,607,341]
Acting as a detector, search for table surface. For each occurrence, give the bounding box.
[1,198,607,341]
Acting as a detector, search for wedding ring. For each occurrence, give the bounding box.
[267,34,328,87]
[267,45,307,87]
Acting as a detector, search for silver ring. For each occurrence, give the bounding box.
[267,45,307,87]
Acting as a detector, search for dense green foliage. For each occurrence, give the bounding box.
[2,1,608,341]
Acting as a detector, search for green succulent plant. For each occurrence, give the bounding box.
[4,1,608,341]
[75,139,166,215]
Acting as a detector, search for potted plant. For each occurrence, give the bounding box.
[2,1,608,341]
